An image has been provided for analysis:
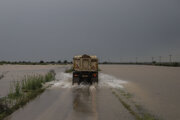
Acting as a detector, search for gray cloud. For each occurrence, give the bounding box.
[0,0,180,62]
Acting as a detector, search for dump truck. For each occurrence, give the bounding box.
[72,54,98,85]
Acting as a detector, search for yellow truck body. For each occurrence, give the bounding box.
[72,54,98,85]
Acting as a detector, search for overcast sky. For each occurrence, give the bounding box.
[0,0,180,62]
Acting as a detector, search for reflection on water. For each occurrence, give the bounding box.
[73,86,92,113]
[72,85,98,119]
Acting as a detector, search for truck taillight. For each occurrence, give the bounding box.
[74,74,78,77]
[93,73,97,77]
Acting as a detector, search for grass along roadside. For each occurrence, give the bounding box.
[112,89,159,120]
[0,70,56,120]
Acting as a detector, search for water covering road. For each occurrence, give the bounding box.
[5,66,134,120]
[3,65,180,120]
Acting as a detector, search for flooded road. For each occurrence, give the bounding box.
[2,65,180,120]
[5,87,134,120]
[4,66,134,120]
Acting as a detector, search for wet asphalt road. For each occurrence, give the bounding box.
[5,87,134,120]
[5,66,134,120]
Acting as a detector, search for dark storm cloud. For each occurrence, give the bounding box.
[0,0,180,62]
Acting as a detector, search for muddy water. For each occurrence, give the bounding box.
[0,65,65,97]
[4,64,180,120]
[100,65,180,120]
[4,65,134,120]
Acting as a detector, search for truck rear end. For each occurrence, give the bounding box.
[72,54,98,85]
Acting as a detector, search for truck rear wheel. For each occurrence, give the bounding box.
[72,77,79,85]
[92,78,98,84]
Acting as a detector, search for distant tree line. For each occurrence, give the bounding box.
[1,60,179,67]
[99,61,180,67]
[0,60,72,65]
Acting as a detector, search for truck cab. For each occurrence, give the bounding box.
[72,54,98,85]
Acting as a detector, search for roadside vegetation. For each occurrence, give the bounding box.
[112,89,159,120]
[0,70,56,120]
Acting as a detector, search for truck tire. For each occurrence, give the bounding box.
[92,78,98,84]
[72,77,79,85]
